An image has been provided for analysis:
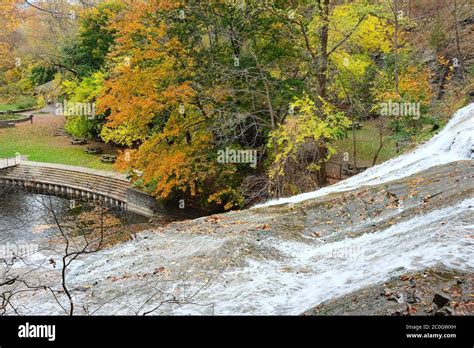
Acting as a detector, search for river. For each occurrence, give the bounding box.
[0,188,148,248]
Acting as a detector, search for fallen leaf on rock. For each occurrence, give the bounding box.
[233,220,245,225]
[205,216,221,223]
[154,267,166,274]
[49,258,56,268]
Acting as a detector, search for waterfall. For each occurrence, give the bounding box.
[255,103,474,208]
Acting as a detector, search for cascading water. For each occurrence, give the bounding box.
[200,199,474,314]
[6,104,474,315]
[255,103,474,208]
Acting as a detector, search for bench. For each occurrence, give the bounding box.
[101,154,117,163]
[0,123,15,129]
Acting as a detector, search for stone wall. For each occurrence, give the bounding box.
[126,188,162,217]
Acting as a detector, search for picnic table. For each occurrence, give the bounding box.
[85,146,103,155]
[101,154,117,163]
[54,128,69,136]
[71,138,87,145]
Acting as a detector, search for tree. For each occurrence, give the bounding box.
[30,65,56,87]
[268,94,350,196]
[60,0,124,78]
[98,0,305,210]
[62,71,105,138]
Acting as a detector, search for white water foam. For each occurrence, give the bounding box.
[197,199,474,314]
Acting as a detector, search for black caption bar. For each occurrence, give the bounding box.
[0,316,472,346]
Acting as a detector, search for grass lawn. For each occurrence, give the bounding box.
[0,115,118,171]
[334,119,398,166]
[0,96,37,112]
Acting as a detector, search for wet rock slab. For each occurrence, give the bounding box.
[253,160,473,244]
[304,266,474,316]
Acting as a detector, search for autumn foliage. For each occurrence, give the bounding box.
[3,0,462,212]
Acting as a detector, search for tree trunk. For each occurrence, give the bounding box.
[372,124,384,166]
[394,0,400,153]
[351,113,357,170]
[317,0,330,99]
[314,0,330,185]
[453,0,465,79]
[317,141,328,186]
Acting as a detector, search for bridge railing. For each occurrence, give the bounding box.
[0,157,18,169]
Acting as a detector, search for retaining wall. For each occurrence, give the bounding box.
[0,161,158,217]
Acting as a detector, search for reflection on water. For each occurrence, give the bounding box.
[0,189,68,245]
[0,188,148,246]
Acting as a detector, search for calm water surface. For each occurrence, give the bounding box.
[0,188,147,246]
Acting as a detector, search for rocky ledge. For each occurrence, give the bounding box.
[304,266,473,316]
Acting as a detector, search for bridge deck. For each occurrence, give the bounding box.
[0,160,130,202]
[0,160,159,216]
